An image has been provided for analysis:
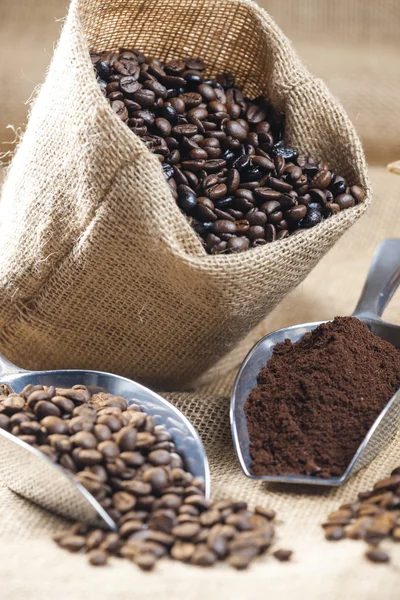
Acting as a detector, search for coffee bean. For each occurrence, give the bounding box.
[365,549,390,564]
[299,209,322,229]
[148,449,171,466]
[119,76,141,97]
[246,209,267,226]
[171,541,195,562]
[41,416,69,435]
[172,522,201,540]
[273,549,293,562]
[0,414,10,430]
[255,506,276,521]
[85,529,105,550]
[172,124,198,137]
[211,220,237,235]
[336,193,356,210]
[223,121,247,142]
[59,535,86,552]
[52,396,75,414]
[71,431,97,449]
[312,170,332,189]
[246,104,267,124]
[206,183,227,201]
[78,449,103,465]
[177,190,197,214]
[113,492,136,513]
[161,75,187,89]
[265,224,277,242]
[285,205,307,221]
[115,426,137,451]
[191,544,217,567]
[111,100,129,120]
[229,554,252,570]
[88,550,108,566]
[350,185,366,203]
[132,553,156,571]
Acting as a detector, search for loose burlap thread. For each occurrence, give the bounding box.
[0,0,369,389]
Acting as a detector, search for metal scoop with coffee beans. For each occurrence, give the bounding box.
[91,49,366,254]
[0,385,285,571]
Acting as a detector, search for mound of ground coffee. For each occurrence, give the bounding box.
[245,316,400,478]
[92,49,366,254]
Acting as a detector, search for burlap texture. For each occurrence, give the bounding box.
[0,0,369,389]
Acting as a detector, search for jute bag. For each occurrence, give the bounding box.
[0,0,370,389]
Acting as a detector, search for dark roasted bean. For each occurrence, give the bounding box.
[336,193,356,210]
[273,549,293,562]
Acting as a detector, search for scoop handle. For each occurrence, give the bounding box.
[353,239,400,318]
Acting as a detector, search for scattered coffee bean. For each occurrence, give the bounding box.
[365,549,390,564]
[273,549,293,562]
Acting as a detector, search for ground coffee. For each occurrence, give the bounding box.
[0,384,286,570]
[323,464,400,564]
[245,316,400,478]
[92,49,366,254]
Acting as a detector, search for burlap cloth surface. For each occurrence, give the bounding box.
[1,1,400,599]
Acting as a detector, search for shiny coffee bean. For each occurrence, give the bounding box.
[177,190,197,213]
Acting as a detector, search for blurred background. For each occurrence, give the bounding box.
[0,0,399,166]
[0,0,399,351]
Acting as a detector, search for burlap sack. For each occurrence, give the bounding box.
[0,0,370,389]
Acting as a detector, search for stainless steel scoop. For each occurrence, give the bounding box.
[0,364,210,529]
[231,238,400,486]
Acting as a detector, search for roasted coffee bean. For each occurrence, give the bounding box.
[59,535,86,552]
[78,449,103,465]
[265,224,277,242]
[312,170,332,189]
[285,205,307,221]
[205,183,227,201]
[41,416,69,435]
[246,103,267,124]
[212,220,237,235]
[350,185,366,203]
[52,396,75,414]
[229,554,252,570]
[247,226,265,241]
[336,193,355,210]
[71,431,97,449]
[119,76,141,97]
[172,124,198,137]
[365,549,390,564]
[177,190,197,213]
[273,549,292,562]
[34,400,61,419]
[111,100,129,120]
[247,209,267,226]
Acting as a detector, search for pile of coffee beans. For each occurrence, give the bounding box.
[323,466,400,564]
[91,48,366,254]
[0,385,289,570]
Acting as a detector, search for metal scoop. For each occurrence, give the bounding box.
[231,238,400,486]
[0,364,210,529]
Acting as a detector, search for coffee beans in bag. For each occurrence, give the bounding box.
[0,0,370,388]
